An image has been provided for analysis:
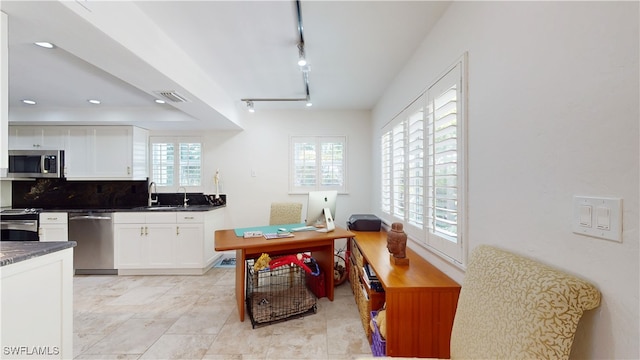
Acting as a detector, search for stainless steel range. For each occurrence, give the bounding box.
[0,208,41,241]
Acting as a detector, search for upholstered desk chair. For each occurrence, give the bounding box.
[269,202,303,225]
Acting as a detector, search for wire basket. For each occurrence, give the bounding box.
[246,257,317,328]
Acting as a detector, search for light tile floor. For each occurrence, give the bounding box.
[73,265,372,359]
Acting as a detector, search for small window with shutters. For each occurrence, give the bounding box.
[290,136,347,194]
[150,136,203,192]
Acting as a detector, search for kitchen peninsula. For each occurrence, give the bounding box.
[1,241,76,359]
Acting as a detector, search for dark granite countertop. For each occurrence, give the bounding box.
[38,204,226,213]
[0,241,77,267]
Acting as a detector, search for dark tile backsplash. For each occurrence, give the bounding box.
[12,179,147,209]
[11,179,226,210]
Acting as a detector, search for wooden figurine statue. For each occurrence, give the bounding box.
[387,222,409,266]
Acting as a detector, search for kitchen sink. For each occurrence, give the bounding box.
[134,205,181,211]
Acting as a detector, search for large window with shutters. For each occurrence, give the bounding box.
[381,56,466,264]
[150,137,203,192]
[290,136,347,194]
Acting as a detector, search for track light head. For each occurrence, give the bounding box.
[297,42,307,67]
[246,100,255,113]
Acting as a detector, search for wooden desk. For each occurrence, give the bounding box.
[214,226,354,321]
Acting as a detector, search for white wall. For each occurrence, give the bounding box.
[152,109,372,234]
[0,11,10,206]
[372,2,638,359]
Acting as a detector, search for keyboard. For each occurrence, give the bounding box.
[290,226,317,232]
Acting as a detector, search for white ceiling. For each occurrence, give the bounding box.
[2,1,450,130]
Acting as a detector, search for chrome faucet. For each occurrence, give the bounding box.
[178,186,189,207]
[148,182,158,206]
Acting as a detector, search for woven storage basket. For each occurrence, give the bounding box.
[351,238,364,270]
[358,284,372,341]
[349,255,360,294]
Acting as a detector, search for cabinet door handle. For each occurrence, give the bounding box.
[140,226,144,236]
[145,226,148,236]
[176,226,180,236]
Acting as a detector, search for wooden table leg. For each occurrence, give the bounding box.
[311,242,335,301]
[235,249,245,322]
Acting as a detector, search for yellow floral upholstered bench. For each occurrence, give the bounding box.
[360,245,601,359]
[449,245,601,359]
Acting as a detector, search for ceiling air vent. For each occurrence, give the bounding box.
[154,91,190,103]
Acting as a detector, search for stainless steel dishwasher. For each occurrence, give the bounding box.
[69,212,117,275]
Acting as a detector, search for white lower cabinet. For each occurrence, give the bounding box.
[176,212,204,268]
[1,248,74,359]
[146,223,176,267]
[114,209,223,275]
[115,222,147,268]
[39,212,68,242]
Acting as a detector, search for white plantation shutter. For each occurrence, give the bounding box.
[293,139,317,188]
[380,56,466,264]
[290,136,346,193]
[392,122,405,219]
[381,132,392,214]
[407,98,425,229]
[179,142,202,186]
[152,142,174,187]
[381,95,425,239]
[426,63,463,262]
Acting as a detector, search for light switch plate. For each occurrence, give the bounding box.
[572,196,622,242]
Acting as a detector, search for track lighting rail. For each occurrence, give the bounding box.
[242,0,312,111]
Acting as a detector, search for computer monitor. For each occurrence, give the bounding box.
[305,190,338,227]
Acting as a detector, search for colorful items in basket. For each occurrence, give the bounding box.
[371,308,387,340]
[370,308,387,356]
[269,253,320,276]
[253,253,272,271]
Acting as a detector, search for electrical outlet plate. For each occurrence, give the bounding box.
[572,196,622,243]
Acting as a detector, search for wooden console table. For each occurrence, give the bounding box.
[214,226,354,322]
[350,230,461,358]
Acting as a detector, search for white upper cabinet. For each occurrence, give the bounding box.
[90,126,148,179]
[8,125,149,180]
[8,126,65,150]
[64,127,92,178]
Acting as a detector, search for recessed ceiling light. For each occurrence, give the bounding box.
[34,42,54,49]
[88,99,101,105]
[306,101,313,107]
[155,99,166,104]
[22,99,36,105]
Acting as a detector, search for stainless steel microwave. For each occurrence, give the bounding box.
[8,150,65,178]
